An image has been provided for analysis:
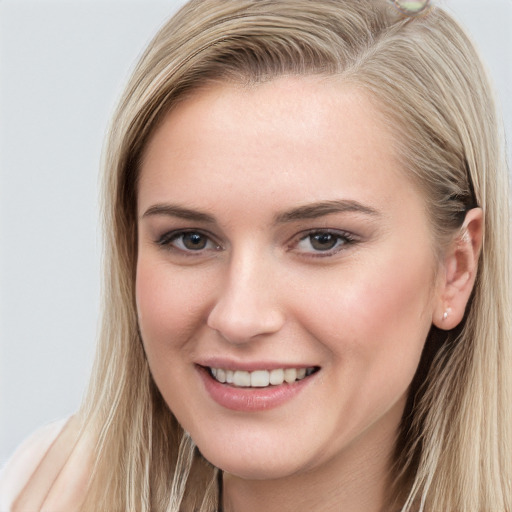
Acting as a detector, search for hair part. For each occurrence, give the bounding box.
[78,1,511,510]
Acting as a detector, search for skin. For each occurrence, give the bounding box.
[136,76,482,512]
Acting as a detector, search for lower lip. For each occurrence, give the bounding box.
[197,366,315,412]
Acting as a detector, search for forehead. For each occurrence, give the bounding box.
[138,76,421,224]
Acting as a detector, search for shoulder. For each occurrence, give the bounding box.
[0,416,91,512]
[0,418,69,510]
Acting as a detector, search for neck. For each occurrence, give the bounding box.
[222,405,402,512]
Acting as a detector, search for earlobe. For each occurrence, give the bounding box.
[433,208,483,330]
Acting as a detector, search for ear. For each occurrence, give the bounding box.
[432,208,483,330]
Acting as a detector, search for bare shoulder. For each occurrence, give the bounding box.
[0,417,70,509]
[0,415,91,512]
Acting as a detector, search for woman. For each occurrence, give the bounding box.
[1,0,510,510]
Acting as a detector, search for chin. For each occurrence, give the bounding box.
[194,433,317,481]
[206,455,304,481]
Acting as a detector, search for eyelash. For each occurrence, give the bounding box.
[156,230,222,255]
[290,229,357,258]
[155,229,357,258]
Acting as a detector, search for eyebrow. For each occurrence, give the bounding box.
[274,199,380,223]
[141,199,380,224]
[141,204,216,222]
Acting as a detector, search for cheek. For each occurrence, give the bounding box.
[135,258,210,356]
[295,256,433,333]
[307,261,434,437]
[289,249,435,388]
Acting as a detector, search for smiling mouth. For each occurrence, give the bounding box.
[207,366,319,388]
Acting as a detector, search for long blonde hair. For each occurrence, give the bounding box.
[79,1,512,510]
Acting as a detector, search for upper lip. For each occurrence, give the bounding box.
[196,358,319,372]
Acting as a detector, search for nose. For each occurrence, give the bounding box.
[207,251,285,345]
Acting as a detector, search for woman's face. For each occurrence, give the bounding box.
[136,77,442,481]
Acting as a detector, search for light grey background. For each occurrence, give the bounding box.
[1,0,511,466]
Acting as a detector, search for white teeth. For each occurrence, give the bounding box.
[269,368,284,385]
[251,370,270,387]
[233,370,251,387]
[284,368,297,383]
[209,366,315,387]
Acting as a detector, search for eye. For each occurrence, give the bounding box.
[293,230,356,256]
[157,230,221,254]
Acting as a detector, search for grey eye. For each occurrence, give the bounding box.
[181,232,208,250]
[294,230,353,255]
[158,230,219,253]
[309,233,340,251]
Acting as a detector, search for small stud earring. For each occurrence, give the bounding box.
[442,307,452,321]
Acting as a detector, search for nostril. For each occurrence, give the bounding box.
[206,262,286,343]
[207,314,279,344]
[207,305,285,345]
